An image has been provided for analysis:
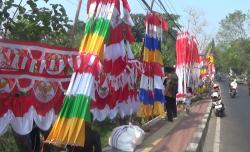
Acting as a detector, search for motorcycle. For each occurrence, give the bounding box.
[248,80,250,96]
[211,92,224,117]
[248,82,250,96]
[230,88,237,98]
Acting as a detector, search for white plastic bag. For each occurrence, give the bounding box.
[109,124,145,152]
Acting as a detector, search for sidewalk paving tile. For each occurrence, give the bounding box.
[139,99,210,152]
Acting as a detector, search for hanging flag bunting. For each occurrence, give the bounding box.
[91,0,142,121]
[187,36,200,91]
[137,12,168,117]
[46,0,117,147]
[0,39,77,136]
[175,32,200,101]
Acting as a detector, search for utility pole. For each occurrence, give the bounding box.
[71,0,82,47]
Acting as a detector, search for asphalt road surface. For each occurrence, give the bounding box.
[203,80,250,152]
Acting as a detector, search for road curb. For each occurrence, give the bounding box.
[185,100,212,152]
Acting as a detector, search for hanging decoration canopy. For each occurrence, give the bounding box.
[0,39,78,136]
[175,32,200,101]
[91,0,142,121]
[137,12,168,118]
[46,0,119,147]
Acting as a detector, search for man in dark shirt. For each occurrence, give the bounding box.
[164,68,178,122]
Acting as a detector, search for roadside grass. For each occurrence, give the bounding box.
[93,119,117,148]
[0,128,18,152]
[0,118,129,151]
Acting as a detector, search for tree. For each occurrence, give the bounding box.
[246,10,250,35]
[131,42,143,59]
[0,0,73,47]
[214,38,250,74]
[185,8,211,51]
[216,10,247,45]
[130,14,145,42]
[161,37,176,66]
[214,10,250,75]
[0,0,2,7]
[43,20,85,48]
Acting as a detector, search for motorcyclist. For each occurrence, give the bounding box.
[229,79,238,94]
[211,83,225,110]
[247,76,250,95]
[212,83,221,99]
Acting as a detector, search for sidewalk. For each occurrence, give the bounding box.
[137,99,211,152]
[103,98,211,152]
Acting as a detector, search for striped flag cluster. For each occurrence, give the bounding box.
[175,32,200,101]
[46,0,117,147]
[137,12,168,117]
[91,0,141,121]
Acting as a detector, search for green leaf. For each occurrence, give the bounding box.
[27,0,37,10]
[16,15,22,20]
[18,7,26,14]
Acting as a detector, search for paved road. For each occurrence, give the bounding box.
[203,80,250,152]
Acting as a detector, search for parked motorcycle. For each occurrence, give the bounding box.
[211,92,224,117]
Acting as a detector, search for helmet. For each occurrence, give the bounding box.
[213,83,219,88]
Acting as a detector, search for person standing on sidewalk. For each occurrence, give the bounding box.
[184,87,193,114]
[164,68,178,121]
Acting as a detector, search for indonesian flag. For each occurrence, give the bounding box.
[46,0,117,147]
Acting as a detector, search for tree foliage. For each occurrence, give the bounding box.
[0,0,82,48]
[43,21,85,48]
[130,14,145,42]
[185,8,211,50]
[216,10,247,45]
[215,10,250,75]
[216,38,250,74]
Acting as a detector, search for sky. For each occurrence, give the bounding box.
[16,0,250,37]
